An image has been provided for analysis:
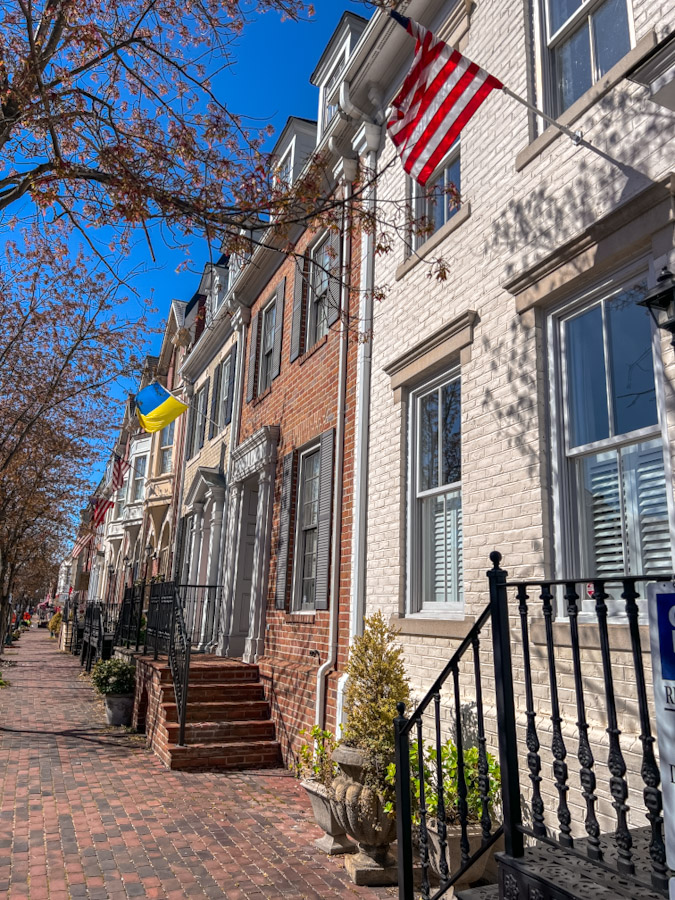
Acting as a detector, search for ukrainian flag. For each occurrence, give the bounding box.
[135,383,188,433]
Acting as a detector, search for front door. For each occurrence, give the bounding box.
[228,480,258,657]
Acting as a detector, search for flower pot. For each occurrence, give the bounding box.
[103,693,134,726]
[330,746,397,886]
[301,780,356,855]
[416,820,499,889]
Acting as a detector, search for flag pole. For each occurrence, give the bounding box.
[387,10,582,146]
[500,85,582,145]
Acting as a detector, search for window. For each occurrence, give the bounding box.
[187,384,208,458]
[294,448,321,611]
[275,149,293,189]
[159,421,174,475]
[555,281,673,580]
[258,300,276,394]
[409,373,463,614]
[411,145,461,252]
[541,0,632,115]
[219,354,233,428]
[131,456,147,503]
[307,237,331,350]
[323,53,347,131]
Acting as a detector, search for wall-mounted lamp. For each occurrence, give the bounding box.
[638,266,675,346]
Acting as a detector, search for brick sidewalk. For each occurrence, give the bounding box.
[0,631,397,900]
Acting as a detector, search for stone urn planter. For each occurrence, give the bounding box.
[103,693,134,726]
[301,780,356,855]
[415,820,495,889]
[329,745,397,886]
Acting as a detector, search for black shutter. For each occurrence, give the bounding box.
[209,364,221,439]
[272,277,286,380]
[314,429,334,610]
[225,343,237,426]
[246,313,259,403]
[326,229,341,327]
[198,377,210,449]
[275,451,294,609]
[290,255,307,362]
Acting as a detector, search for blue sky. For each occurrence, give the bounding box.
[126,2,366,362]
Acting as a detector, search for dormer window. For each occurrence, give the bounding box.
[275,148,293,189]
[323,53,347,130]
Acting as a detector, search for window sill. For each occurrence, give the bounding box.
[390,615,475,640]
[515,31,657,172]
[530,619,649,654]
[285,612,316,625]
[252,385,272,407]
[395,203,471,282]
[298,334,329,365]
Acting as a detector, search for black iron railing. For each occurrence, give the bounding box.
[116,583,145,650]
[168,593,191,747]
[395,552,671,899]
[145,581,174,659]
[178,584,222,651]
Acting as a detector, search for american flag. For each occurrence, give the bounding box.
[71,532,92,559]
[92,497,114,528]
[111,452,131,491]
[387,15,503,186]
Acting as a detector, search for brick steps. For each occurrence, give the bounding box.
[142,656,281,772]
[163,739,282,771]
[163,698,269,723]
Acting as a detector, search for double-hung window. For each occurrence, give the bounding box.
[307,237,331,350]
[411,144,461,252]
[195,384,208,451]
[553,281,673,582]
[219,355,232,428]
[541,0,632,115]
[131,456,146,503]
[258,300,276,395]
[294,448,321,611]
[409,373,463,614]
[159,421,174,475]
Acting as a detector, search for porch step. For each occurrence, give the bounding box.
[164,739,282,771]
[498,830,669,900]
[148,657,281,773]
[163,698,269,723]
[455,886,498,900]
[164,719,276,744]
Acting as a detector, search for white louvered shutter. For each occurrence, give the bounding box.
[584,453,625,577]
[633,442,672,577]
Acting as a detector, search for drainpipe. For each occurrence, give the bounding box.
[337,123,382,727]
[315,155,358,729]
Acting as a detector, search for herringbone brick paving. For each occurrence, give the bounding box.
[0,631,397,899]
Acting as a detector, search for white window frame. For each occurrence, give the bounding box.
[535,0,634,118]
[159,421,174,475]
[258,298,276,395]
[130,456,147,503]
[275,146,294,189]
[548,264,675,615]
[291,445,321,613]
[195,384,208,451]
[321,48,348,135]
[306,235,331,351]
[406,368,464,619]
[410,142,461,254]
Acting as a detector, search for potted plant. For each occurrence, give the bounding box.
[48,612,62,639]
[295,726,355,856]
[330,611,411,886]
[386,738,501,888]
[91,658,136,726]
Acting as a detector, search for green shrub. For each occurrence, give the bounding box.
[385,739,501,824]
[295,726,337,787]
[11,630,21,641]
[91,658,136,695]
[340,610,411,793]
[48,612,62,636]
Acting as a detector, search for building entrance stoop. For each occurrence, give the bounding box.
[133,654,282,771]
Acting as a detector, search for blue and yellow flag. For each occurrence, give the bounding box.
[135,383,188,433]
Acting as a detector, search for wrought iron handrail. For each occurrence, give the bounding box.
[168,591,191,747]
[395,599,501,900]
[145,581,174,659]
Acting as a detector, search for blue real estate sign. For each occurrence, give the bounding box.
[647,583,675,895]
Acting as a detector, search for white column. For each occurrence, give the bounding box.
[216,482,243,656]
[187,502,204,585]
[243,463,275,664]
[199,489,225,650]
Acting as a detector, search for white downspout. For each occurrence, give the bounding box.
[337,124,382,728]
[315,157,357,729]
